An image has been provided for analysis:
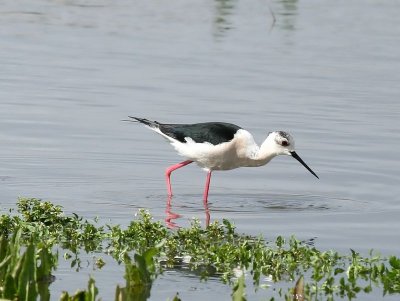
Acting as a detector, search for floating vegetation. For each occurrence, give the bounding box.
[0,198,399,300]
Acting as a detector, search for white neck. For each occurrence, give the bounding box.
[247,137,278,167]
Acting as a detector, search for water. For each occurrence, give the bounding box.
[1,0,400,299]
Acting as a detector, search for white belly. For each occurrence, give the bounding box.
[169,130,268,171]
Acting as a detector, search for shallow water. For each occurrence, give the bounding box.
[1,0,400,299]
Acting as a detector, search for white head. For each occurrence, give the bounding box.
[266,131,295,155]
[265,131,319,178]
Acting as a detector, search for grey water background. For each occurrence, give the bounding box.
[1,0,399,299]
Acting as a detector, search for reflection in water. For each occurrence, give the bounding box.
[163,192,367,230]
[165,196,182,229]
[209,193,366,213]
[165,196,210,229]
[213,0,277,37]
[164,192,365,229]
[212,0,299,38]
[213,0,236,37]
[277,0,298,31]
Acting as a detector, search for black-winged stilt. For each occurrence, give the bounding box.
[128,117,318,203]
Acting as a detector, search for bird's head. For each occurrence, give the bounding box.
[266,131,319,179]
[267,131,295,155]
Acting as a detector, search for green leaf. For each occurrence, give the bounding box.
[17,243,38,301]
[4,274,17,299]
[389,256,400,269]
[87,276,98,301]
[232,275,246,301]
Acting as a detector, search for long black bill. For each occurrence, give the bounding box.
[290,151,319,179]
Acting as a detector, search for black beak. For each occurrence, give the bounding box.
[290,151,319,179]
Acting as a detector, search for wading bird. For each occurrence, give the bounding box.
[128,117,318,203]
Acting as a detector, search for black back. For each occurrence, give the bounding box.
[159,122,242,145]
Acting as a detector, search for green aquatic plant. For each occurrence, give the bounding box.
[59,276,98,301]
[107,210,167,261]
[115,247,160,301]
[232,275,247,301]
[0,198,400,301]
[0,230,57,301]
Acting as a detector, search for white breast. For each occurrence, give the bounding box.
[169,129,262,171]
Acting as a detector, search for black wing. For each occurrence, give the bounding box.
[159,122,242,145]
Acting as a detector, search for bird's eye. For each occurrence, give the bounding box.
[282,140,289,146]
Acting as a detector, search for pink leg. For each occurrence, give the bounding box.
[165,160,193,196]
[204,201,210,227]
[203,170,212,204]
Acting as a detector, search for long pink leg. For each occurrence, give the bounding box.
[203,170,212,204]
[165,160,193,196]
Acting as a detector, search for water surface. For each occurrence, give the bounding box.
[1,0,399,299]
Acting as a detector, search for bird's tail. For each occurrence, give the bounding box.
[126,116,160,128]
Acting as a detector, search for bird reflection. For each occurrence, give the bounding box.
[165,197,210,229]
[165,196,182,229]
